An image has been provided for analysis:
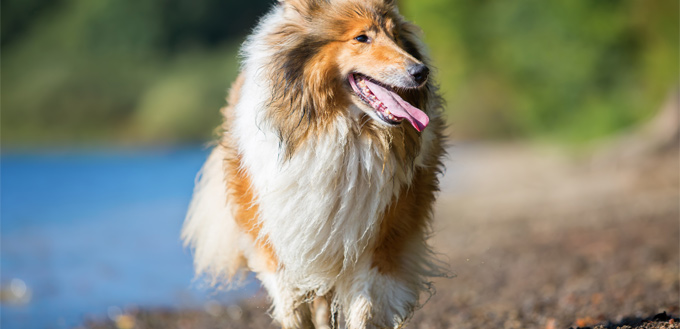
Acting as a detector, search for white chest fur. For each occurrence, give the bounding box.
[233,92,415,293]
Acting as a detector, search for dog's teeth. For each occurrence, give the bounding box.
[355,76,400,122]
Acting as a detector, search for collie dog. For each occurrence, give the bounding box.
[182,0,446,327]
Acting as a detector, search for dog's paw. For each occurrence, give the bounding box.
[345,292,414,329]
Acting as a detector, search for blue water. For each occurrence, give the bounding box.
[0,147,260,329]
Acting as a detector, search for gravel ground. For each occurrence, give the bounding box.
[86,106,679,329]
[409,145,679,329]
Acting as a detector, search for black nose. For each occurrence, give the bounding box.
[408,64,429,85]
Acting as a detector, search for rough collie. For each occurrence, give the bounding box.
[182,0,446,327]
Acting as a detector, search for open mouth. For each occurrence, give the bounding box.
[348,73,429,132]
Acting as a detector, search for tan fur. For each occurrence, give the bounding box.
[222,73,279,273]
[226,152,279,273]
[372,120,445,274]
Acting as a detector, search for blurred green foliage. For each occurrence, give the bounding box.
[402,0,679,142]
[1,0,270,147]
[1,0,677,147]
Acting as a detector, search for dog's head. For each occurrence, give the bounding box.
[269,0,431,133]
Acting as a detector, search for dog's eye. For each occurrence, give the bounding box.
[354,35,369,43]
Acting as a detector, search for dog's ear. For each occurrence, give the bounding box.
[278,0,323,15]
[366,0,397,7]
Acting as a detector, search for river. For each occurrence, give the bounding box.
[0,147,259,329]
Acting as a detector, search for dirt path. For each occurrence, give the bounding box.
[411,142,678,329]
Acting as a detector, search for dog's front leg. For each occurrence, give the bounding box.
[258,272,314,329]
[336,247,426,329]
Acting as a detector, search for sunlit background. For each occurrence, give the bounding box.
[1,0,678,328]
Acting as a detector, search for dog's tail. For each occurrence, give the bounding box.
[182,146,245,288]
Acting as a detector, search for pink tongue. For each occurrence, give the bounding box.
[364,80,430,132]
